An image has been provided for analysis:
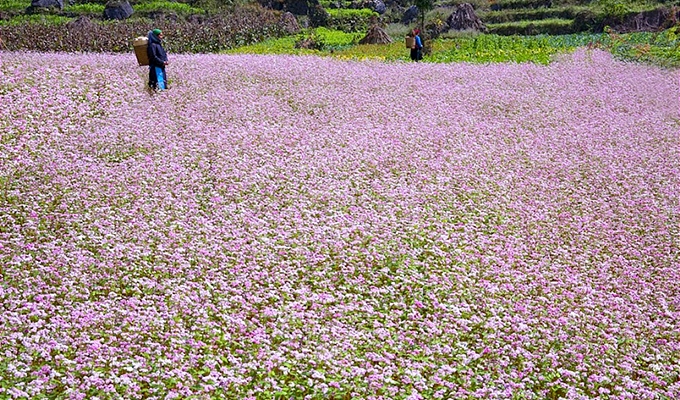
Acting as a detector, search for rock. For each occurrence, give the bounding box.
[308,4,328,27]
[425,19,449,38]
[373,0,386,14]
[285,0,311,15]
[384,0,409,7]
[257,0,282,11]
[611,7,679,33]
[66,15,93,30]
[402,5,418,24]
[351,0,386,14]
[103,0,133,20]
[30,0,63,9]
[447,3,486,32]
[279,12,301,34]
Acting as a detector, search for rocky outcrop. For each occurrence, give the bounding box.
[351,0,386,14]
[66,15,93,29]
[611,7,680,33]
[278,11,301,34]
[402,5,418,24]
[103,0,133,20]
[29,0,63,10]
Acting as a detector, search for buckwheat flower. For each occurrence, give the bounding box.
[2,49,678,399]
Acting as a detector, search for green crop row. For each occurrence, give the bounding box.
[478,6,589,23]
[0,0,30,12]
[133,1,204,15]
[0,14,73,26]
[225,27,363,54]
[326,8,379,32]
[229,27,680,67]
[604,26,680,67]
[486,18,576,35]
[63,3,106,15]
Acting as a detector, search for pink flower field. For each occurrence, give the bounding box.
[0,50,679,399]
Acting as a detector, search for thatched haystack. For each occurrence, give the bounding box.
[447,3,486,32]
[359,25,393,45]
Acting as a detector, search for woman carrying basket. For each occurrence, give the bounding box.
[147,29,169,91]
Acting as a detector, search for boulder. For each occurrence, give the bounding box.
[66,15,93,30]
[373,0,386,14]
[103,0,133,20]
[30,0,63,9]
[384,0,409,7]
[257,0,283,11]
[425,19,449,38]
[285,0,312,15]
[279,12,301,34]
[351,0,386,14]
[611,7,679,33]
[401,5,418,24]
[447,3,486,32]
[308,4,329,27]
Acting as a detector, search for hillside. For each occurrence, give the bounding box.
[1,0,680,63]
[2,0,680,35]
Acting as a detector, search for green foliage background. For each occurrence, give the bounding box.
[1,0,679,66]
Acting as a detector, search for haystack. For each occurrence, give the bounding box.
[447,3,486,32]
[359,25,393,45]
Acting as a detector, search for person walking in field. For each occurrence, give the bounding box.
[410,28,423,62]
[147,29,169,91]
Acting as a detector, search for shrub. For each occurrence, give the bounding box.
[0,14,72,26]
[63,3,107,15]
[571,8,601,32]
[492,0,554,11]
[294,30,325,49]
[0,5,286,52]
[0,0,30,12]
[384,22,410,38]
[597,0,630,22]
[133,0,204,16]
[326,8,378,31]
[231,27,362,54]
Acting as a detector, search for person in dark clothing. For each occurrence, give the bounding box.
[410,29,423,62]
[147,29,169,91]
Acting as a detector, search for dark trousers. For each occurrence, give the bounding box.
[410,48,422,62]
[148,66,167,89]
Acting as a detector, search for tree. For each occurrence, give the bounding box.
[413,0,433,31]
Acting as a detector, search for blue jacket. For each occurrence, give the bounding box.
[147,31,168,68]
[414,35,423,49]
